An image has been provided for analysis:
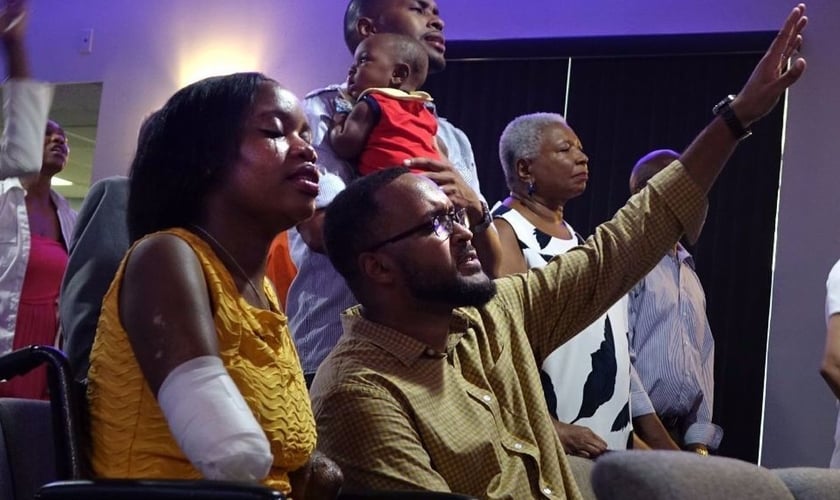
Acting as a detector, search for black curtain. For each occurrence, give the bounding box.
[424,33,781,463]
[424,58,569,206]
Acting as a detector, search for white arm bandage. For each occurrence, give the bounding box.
[157,355,273,482]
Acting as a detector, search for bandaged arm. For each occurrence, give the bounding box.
[157,355,273,481]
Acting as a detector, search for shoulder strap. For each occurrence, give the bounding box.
[359,93,382,126]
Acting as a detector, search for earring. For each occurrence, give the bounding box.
[527,181,536,197]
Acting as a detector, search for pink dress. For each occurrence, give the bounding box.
[0,234,68,399]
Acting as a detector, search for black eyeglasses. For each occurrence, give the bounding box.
[366,207,470,252]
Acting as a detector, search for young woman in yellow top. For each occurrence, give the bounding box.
[86,72,340,498]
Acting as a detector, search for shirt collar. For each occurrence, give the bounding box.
[340,305,472,366]
[675,242,696,268]
[333,80,440,115]
[357,87,434,103]
[0,177,24,192]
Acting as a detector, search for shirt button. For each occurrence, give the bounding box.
[514,442,523,450]
[482,394,492,402]
[425,348,436,356]
[543,487,553,495]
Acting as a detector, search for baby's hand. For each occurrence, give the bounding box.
[330,112,348,129]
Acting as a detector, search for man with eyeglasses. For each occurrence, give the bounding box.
[309,5,808,498]
[364,206,468,252]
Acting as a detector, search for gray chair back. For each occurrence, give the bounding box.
[0,398,58,500]
[592,450,796,500]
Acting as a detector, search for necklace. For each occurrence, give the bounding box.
[190,224,270,310]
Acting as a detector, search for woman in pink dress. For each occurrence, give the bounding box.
[0,119,76,399]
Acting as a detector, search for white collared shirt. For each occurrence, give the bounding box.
[0,177,76,354]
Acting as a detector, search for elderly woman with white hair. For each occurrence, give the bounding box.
[491,112,679,458]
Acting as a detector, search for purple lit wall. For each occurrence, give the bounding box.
[441,0,793,39]
[20,0,840,469]
[23,0,804,181]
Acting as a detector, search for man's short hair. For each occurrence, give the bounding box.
[344,0,386,54]
[324,166,412,289]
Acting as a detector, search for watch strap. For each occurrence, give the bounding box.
[713,95,752,141]
[470,201,492,235]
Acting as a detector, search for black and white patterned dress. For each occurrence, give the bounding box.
[493,204,632,450]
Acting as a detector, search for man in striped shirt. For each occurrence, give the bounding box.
[627,149,723,456]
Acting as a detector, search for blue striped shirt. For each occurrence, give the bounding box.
[627,243,722,448]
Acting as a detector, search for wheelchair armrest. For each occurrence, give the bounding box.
[35,478,286,499]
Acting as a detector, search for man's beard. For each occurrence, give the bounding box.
[400,258,497,308]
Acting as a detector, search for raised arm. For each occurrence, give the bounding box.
[0,0,53,179]
[2,0,29,78]
[679,4,806,196]
[497,5,808,362]
[328,99,376,161]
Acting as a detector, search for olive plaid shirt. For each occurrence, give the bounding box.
[310,161,706,498]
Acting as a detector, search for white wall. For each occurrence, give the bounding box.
[26,0,353,180]
[23,0,840,467]
[760,0,840,468]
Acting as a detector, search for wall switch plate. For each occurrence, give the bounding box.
[79,28,94,54]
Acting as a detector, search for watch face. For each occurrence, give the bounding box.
[713,95,735,116]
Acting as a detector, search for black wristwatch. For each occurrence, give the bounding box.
[713,94,752,141]
[470,201,492,235]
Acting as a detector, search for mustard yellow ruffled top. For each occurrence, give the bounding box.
[87,228,316,494]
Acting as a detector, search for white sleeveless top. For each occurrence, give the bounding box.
[494,204,633,450]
